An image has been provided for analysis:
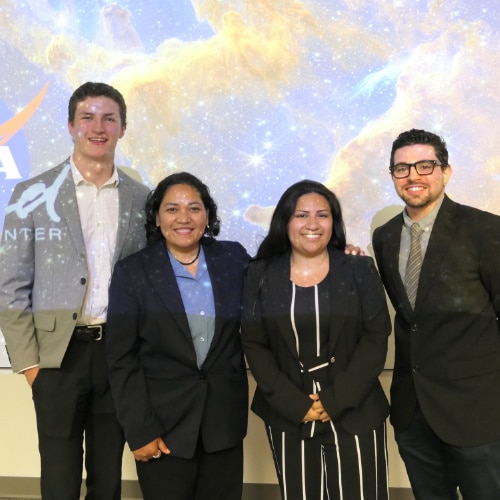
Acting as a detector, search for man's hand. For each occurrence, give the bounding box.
[23,366,40,387]
[345,244,365,256]
[132,437,171,462]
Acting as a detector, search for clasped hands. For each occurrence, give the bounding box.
[132,437,171,462]
[302,394,330,423]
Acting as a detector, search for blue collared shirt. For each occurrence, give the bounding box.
[168,247,215,368]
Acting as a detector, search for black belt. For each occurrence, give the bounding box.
[72,324,105,341]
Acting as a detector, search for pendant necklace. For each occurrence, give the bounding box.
[172,246,200,266]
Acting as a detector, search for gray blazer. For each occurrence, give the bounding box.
[0,158,149,372]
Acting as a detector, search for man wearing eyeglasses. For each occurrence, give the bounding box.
[372,129,500,499]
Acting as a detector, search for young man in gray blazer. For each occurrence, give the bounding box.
[0,82,150,499]
[372,129,500,499]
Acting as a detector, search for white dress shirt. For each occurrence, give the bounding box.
[71,158,119,325]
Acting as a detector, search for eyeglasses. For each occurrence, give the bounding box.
[390,160,441,178]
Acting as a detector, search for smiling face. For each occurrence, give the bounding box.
[68,96,125,167]
[155,183,209,256]
[392,143,452,221]
[287,192,333,258]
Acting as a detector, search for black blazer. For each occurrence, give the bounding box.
[105,238,250,459]
[241,248,390,436]
[373,195,500,446]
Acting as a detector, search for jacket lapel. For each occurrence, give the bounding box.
[203,241,226,353]
[266,253,301,360]
[416,196,456,311]
[381,215,414,318]
[55,161,86,256]
[144,242,193,343]
[113,172,135,266]
[325,249,351,355]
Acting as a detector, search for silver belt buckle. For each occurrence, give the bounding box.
[90,325,103,341]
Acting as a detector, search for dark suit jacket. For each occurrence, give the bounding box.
[373,195,500,446]
[241,248,390,436]
[105,238,249,459]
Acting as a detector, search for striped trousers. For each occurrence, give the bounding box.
[266,421,388,500]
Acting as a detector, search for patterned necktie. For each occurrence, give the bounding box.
[405,223,424,309]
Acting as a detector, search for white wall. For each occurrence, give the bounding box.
[0,369,409,488]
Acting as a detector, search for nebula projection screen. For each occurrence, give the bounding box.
[1,0,499,367]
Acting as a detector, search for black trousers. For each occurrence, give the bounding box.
[136,439,243,500]
[32,338,124,500]
[396,403,500,500]
[266,421,388,500]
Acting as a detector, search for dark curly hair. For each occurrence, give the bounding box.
[254,179,346,261]
[145,172,221,246]
[390,129,449,170]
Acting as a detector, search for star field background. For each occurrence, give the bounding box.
[0,0,499,366]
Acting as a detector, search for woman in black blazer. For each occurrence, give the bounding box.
[105,172,249,500]
[241,180,391,500]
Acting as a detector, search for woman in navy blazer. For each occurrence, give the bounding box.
[242,180,391,500]
[105,172,249,500]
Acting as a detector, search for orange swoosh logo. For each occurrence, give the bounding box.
[0,82,50,146]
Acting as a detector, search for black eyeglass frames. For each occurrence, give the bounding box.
[389,160,442,178]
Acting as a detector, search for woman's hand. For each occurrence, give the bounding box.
[306,394,331,423]
[132,437,171,462]
[302,405,322,423]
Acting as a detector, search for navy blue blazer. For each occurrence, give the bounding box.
[105,238,250,459]
[373,195,500,446]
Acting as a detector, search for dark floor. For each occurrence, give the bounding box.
[0,490,415,500]
[0,478,415,500]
